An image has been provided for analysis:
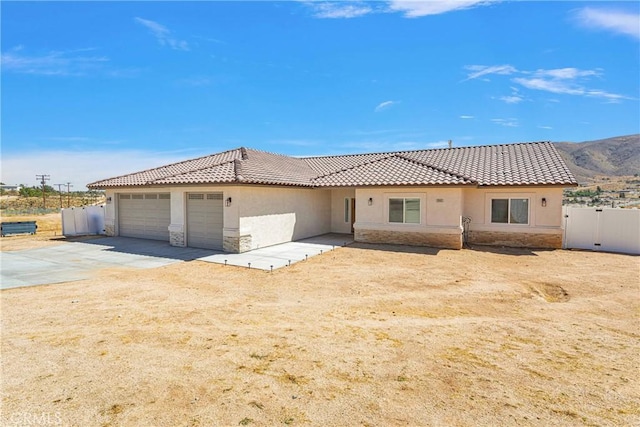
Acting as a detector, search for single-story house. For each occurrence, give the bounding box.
[87,141,578,252]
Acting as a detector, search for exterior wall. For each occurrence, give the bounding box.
[236,186,332,251]
[102,184,565,251]
[99,185,331,253]
[330,188,356,234]
[462,187,564,248]
[104,189,117,236]
[105,186,232,248]
[353,187,464,250]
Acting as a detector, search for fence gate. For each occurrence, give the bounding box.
[563,207,640,255]
[62,205,106,236]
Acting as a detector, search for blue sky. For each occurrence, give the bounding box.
[2,1,639,189]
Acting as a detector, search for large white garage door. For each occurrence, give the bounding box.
[118,193,170,241]
[187,193,223,250]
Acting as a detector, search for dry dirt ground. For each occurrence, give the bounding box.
[1,228,639,426]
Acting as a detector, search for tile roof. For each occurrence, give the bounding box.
[310,154,474,186]
[87,141,577,188]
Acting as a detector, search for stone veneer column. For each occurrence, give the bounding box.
[104,221,115,237]
[168,224,186,247]
[223,234,252,253]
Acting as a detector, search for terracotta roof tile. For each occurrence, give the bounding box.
[87,141,577,188]
[311,155,474,186]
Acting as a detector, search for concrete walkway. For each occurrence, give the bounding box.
[1,234,353,289]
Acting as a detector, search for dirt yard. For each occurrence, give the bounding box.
[1,232,638,426]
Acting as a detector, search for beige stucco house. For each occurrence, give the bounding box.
[87,141,577,252]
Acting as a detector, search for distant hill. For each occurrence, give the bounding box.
[554,134,640,183]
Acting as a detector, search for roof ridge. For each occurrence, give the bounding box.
[243,146,309,160]
[233,158,244,182]
[152,159,237,184]
[395,153,477,184]
[310,153,396,181]
[302,141,552,160]
[86,147,243,186]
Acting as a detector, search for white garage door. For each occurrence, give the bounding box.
[118,193,170,241]
[187,193,223,250]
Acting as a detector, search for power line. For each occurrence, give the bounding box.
[66,182,73,207]
[55,184,64,209]
[36,174,50,209]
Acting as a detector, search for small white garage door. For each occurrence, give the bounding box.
[187,193,223,250]
[118,193,171,241]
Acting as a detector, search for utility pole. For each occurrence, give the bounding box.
[36,174,50,209]
[55,184,64,209]
[66,182,73,207]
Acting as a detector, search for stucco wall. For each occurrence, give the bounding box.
[104,189,117,236]
[462,187,564,248]
[352,187,464,249]
[237,186,332,250]
[99,186,330,252]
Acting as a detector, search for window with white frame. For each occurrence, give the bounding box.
[491,198,529,224]
[388,198,420,224]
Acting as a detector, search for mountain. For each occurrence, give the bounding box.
[554,134,640,183]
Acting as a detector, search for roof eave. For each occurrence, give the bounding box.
[476,182,579,188]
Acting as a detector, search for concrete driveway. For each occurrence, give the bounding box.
[1,234,353,289]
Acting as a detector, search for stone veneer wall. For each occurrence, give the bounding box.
[223,234,252,253]
[170,231,185,247]
[469,230,562,249]
[355,229,462,250]
[104,223,115,237]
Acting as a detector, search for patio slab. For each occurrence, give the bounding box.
[197,234,353,270]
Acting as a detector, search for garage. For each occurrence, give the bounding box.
[118,193,170,241]
[187,192,224,250]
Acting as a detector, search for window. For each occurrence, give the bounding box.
[389,198,420,224]
[491,198,529,224]
[344,198,350,223]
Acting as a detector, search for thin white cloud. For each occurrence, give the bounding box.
[533,67,601,80]
[374,100,399,112]
[310,2,374,18]
[1,47,108,76]
[513,76,629,102]
[135,17,189,51]
[573,7,640,40]
[491,118,519,127]
[498,86,524,104]
[304,0,495,19]
[465,64,632,103]
[538,126,553,130]
[513,77,582,96]
[388,0,493,18]
[459,115,475,119]
[463,64,517,81]
[499,95,523,104]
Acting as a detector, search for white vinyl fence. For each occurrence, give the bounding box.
[563,207,640,255]
[61,205,106,236]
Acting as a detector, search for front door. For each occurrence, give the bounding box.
[350,198,356,233]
